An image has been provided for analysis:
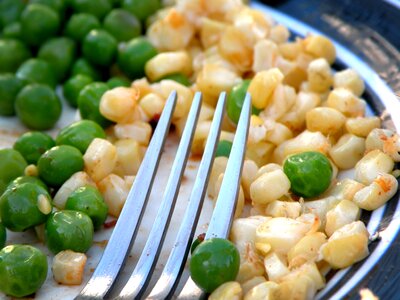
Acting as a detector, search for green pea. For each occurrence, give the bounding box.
[0,182,52,232]
[16,58,57,88]
[0,0,25,28]
[29,0,66,18]
[38,37,77,82]
[63,74,94,107]
[2,22,22,39]
[82,29,117,67]
[65,186,108,230]
[0,149,27,195]
[122,0,161,22]
[0,223,6,249]
[0,245,47,298]
[158,73,191,87]
[0,39,31,73]
[118,37,157,79]
[106,76,130,89]
[64,13,101,42]
[283,151,333,198]
[15,84,62,130]
[0,74,25,116]
[20,4,60,47]
[215,140,232,158]
[103,9,141,42]
[70,0,112,20]
[56,120,106,153]
[71,58,103,81]
[6,176,48,193]
[78,82,112,128]
[13,131,56,164]
[45,210,94,254]
[227,80,261,124]
[190,238,240,293]
[38,145,84,188]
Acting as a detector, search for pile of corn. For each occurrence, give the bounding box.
[52,0,399,298]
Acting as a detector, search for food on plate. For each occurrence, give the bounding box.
[0,0,399,298]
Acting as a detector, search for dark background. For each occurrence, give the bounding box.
[259,1,400,299]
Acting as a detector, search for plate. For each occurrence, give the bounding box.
[1,1,400,299]
[251,2,400,300]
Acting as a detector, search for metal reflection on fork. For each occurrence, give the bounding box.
[75,90,252,300]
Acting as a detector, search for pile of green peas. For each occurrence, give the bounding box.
[0,0,164,131]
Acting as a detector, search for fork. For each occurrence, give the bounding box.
[75,90,251,300]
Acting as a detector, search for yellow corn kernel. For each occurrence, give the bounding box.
[207,156,228,198]
[333,68,365,96]
[196,64,241,98]
[52,250,87,285]
[324,178,365,201]
[209,281,242,300]
[131,78,152,98]
[303,34,336,64]
[279,91,321,133]
[218,25,253,71]
[287,232,327,268]
[147,8,195,51]
[246,141,275,167]
[327,88,366,117]
[365,128,400,162]
[255,217,310,255]
[53,171,96,209]
[329,134,365,169]
[273,130,331,164]
[321,221,369,269]
[84,138,118,182]
[346,117,381,138]
[159,80,193,120]
[230,216,270,253]
[277,272,317,300]
[306,107,345,135]
[250,115,264,126]
[200,18,227,48]
[250,169,291,205]
[191,120,211,155]
[307,58,333,93]
[241,276,267,296]
[269,24,290,44]
[325,199,361,237]
[100,87,139,124]
[244,281,279,300]
[279,41,302,60]
[24,164,38,177]
[353,173,398,210]
[139,93,165,120]
[261,84,296,121]
[241,159,259,200]
[113,139,143,177]
[199,102,215,122]
[264,120,293,146]
[114,121,153,146]
[248,69,284,110]
[98,173,129,217]
[354,149,394,185]
[145,51,192,82]
[252,39,279,73]
[263,252,289,281]
[236,243,265,283]
[265,200,301,219]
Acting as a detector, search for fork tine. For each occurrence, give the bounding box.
[205,92,252,239]
[116,92,202,300]
[177,92,251,299]
[75,91,177,300]
[147,92,227,300]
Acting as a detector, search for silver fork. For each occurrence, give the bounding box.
[75,90,251,300]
